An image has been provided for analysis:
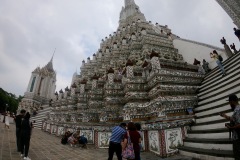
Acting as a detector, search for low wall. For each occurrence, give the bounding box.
[42,121,187,158]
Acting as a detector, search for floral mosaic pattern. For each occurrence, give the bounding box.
[80,130,94,144]
[98,132,111,148]
[148,131,160,154]
[165,128,183,154]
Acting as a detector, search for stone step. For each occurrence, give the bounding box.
[200,60,240,92]
[187,128,229,139]
[179,147,234,160]
[194,92,240,112]
[198,85,240,106]
[203,52,240,83]
[198,72,239,98]
[183,138,232,151]
[198,77,240,101]
[195,105,232,117]
[196,113,232,124]
[191,120,227,131]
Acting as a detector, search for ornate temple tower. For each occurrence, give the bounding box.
[216,0,240,28]
[19,56,56,112]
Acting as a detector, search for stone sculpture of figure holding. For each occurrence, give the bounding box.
[220,37,233,58]
[220,37,226,45]
[202,59,211,73]
[230,43,238,54]
[233,28,240,41]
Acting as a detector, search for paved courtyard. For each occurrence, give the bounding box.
[0,123,192,160]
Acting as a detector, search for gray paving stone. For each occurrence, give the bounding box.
[0,123,193,160]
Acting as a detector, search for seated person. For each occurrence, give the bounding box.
[68,131,79,147]
[78,135,88,148]
[61,131,72,145]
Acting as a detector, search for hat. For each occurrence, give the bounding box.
[227,94,239,101]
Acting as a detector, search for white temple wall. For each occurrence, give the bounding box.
[173,39,227,69]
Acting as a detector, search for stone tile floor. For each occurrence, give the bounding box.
[0,123,192,160]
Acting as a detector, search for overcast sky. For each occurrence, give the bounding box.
[0,0,239,97]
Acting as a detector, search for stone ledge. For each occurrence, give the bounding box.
[179,146,234,158]
[188,128,228,134]
[183,138,233,144]
[194,119,228,126]
[200,64,240,92]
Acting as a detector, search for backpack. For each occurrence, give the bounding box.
[218,55,223,62]
[61,137,68,144]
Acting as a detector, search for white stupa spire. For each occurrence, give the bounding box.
[124,0,135,7]
[119,0,146,26]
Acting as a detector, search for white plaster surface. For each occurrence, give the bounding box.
[173,39,226,69]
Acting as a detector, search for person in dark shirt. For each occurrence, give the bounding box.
[20,112,32,160]
[15,109,26,152]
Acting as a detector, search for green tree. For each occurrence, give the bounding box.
[0,88,22,113]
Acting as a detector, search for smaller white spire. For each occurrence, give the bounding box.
[125,0,135,7]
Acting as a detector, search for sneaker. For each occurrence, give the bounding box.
[23,157,31,160]
[20,154,24,158]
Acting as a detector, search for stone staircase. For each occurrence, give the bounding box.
[31,105,51,129]
[179,52,240,160]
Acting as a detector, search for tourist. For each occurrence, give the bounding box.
[4,111,10,129]
[193,58,200,65]
[202,59,210,73]
[135,123,143,159]
[20,112,32,160]
[68,130,80,147]
[230,43,238,54]
[220,94,240,160]
[79,135,88,148]
[15,109,26,152]
[61,131,72,145]
[108,122,127,160]
[210,51,226,76]
[233,28,240,41]
[122,122,141,160]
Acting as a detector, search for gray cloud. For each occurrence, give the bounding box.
[0,0,239,96]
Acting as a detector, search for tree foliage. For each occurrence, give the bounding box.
[0,88,21,113]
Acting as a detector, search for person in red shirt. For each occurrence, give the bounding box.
[122,122,141,160]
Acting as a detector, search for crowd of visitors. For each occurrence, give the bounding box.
[61,130,88,148]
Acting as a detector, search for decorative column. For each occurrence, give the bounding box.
[126,59,134,78]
